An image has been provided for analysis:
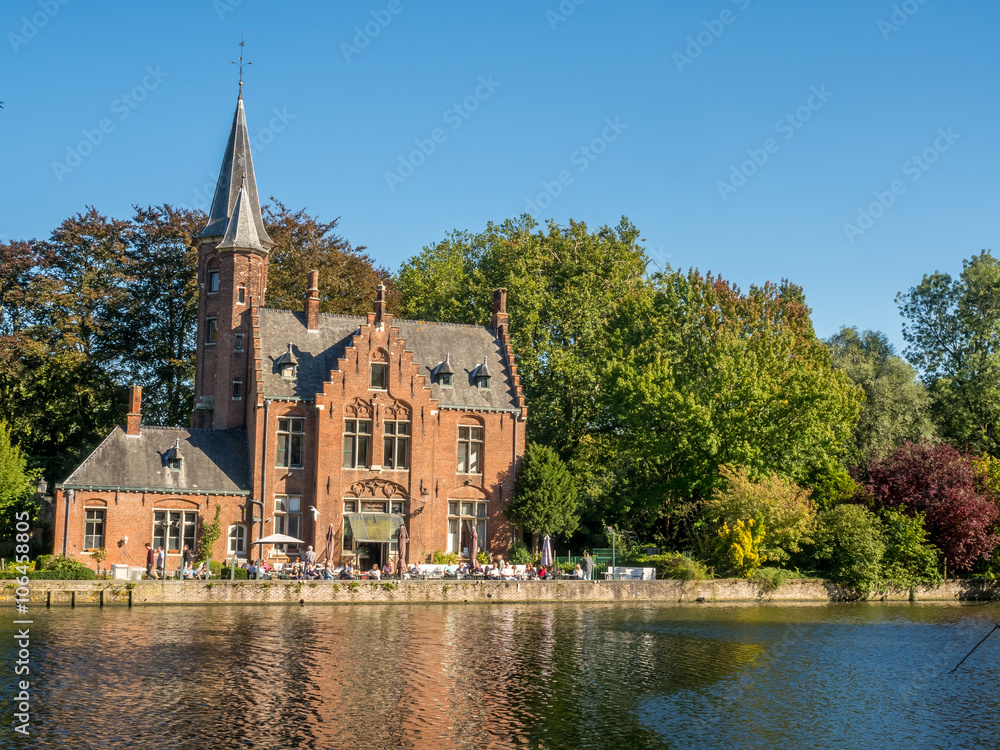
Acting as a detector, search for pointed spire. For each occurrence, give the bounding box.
[217,181,265,252]
[198,95,274,250]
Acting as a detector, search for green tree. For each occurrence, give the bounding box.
[0,419,39,541]
[397,215,649,461]
[716,518,766,577]
[602,268,863,545]
[897,251,1000,456]
[878,509,941,588]
[812,504,885,595]
[197,505,222,566]
[508,442,579,543]
[825,327,934,469]
[702,465,815,565]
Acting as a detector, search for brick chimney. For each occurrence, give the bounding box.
[304,270,320,331]
[373,282,387,330]
[125,385,142,436]
[491,288,509,332]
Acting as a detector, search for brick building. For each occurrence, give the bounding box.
[53,92,526,573]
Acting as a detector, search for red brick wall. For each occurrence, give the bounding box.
[52,488,250,572]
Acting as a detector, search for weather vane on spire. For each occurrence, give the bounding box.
[232,32,251,95]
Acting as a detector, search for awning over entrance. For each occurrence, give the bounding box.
[345,513,405,543]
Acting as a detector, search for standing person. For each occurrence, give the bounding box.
[145,542,155,578]
[302,545,316,567]
[182,544,193,567]
[582,551,594,581]
[156,546,165,579]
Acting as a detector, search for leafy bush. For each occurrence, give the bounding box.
[432,550,458,565]
[0,556,97,580]
[716,518,766,577]
[879,509,941,587]
[751,566,808,592]
[703,466,815,565]
[507,542,534,565]
[221,567,248,580]
[626,553,711,581]
[812,505,885,595]
[209,561,222,576]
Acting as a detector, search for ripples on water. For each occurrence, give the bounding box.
[1,602,998,750]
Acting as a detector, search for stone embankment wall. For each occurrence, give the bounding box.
[5,577,999,607]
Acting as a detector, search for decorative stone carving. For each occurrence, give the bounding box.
[345,398,373,418]
[348,477,408,499]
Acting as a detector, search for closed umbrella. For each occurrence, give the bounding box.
[319,524,335,563]
[541,534,554,569]
[396,524,408,576]
[469,523,479,569]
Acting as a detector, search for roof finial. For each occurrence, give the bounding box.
[232,31,251,96]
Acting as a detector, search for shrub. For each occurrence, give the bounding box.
[221,567,248,580]
[812,505,885,595]
[703,466,815,565]
[507,542,534,565]
[209,561,223,576]
[626,553,711,581]
[716,518,766,577]
[0,556,97,580]
[432,551,458,565]
[879,509,942,587]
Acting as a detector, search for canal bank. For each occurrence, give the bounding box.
[6,577,1000,606]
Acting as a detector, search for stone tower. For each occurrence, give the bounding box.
[191,93,274,430]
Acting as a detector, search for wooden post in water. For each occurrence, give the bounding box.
[70,591,76,608]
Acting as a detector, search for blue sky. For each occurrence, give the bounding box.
[3,0,998,352]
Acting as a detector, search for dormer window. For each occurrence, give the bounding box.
[166,440,183,471]
[435,353,455,387]
[207,269,220,294]
[277,342,297,380]
[474,357,491,389]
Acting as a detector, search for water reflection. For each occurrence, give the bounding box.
[1,602,998,749]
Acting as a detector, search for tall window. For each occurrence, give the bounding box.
[370,363,388,390]
[274,496,301,550]
[457,426,483,474]
[383,421,410,470]
[228,524,247,556]
[207,269,220,294]
[234,334,244,353]
[232,379,242,400]
[237,285,246,304]
[153,510,197,553]
[343,419,372,468]
[206,318,218,345]
[276,418,304,468]
[447,501,487,555]
[84,509,105,550]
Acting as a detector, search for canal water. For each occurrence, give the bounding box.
[2,602,998,749]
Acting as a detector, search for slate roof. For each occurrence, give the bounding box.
[257,309,520,411]
[61,426,251,494]
[197,95,274,249]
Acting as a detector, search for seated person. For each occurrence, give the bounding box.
[407,562,420,578]
[194,562,207,580]
[501,565,516,580]
[486,565,501,580]
[370,564,381,580]
[524,564,535,579]
[538,566,547,580]
[443,562,458,578]
[458,561,469,575]
[382,562,393,578]
[182,562,194,579]
[574,564,583,579]
[340,563,354,580]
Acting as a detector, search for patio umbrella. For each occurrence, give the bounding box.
[469,523,479,568]
[251,533,305,545]
[541,534,554,569]
[396,523,408,575]
[319,524,335,563]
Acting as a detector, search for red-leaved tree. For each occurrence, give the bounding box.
[866,441,998,572]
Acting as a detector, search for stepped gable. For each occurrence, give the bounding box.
[256,308,519,411]
[62,426,251,494]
